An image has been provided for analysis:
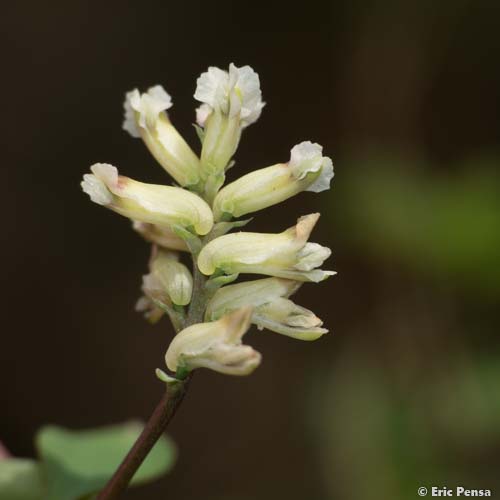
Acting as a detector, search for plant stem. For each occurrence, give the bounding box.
[97,234,213,499]
[96,376,191,499]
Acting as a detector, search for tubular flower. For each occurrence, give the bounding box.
[81,163,213,235]
[194,63,265,191]
[197,213,334,282]
[206,278,327,340]
[165,308,261,376]
[213,141,334,220]
[123,86,201,188]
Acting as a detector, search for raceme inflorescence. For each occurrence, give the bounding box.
[81,63,335,379]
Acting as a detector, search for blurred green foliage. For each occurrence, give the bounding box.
[331,156,500,297]
[0,422,176,500]
[312,353,500,500]
[0,459,44,500]
[315,156,500,499]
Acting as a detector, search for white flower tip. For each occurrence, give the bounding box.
[230,63,264,126]
[195,103,213,127]
[307,157,334,193]
[123,85,173,136]
[194,63,263,126]
[289,141,323,176]
[81,163,118,205]
[289,141,334,192]
[194,66,227,110]
[90,163,119,186]
[123,89,141,138]
[296,243,332,271]
[81,175,112,205]
[147,85,173,108]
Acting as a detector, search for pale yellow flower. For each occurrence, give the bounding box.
[197,213,334,282]
[81,163,213,235]
[123,86,201,188]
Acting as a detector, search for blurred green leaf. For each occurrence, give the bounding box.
[312,351,500,500]
[0,459,45,500]
[429,356,500,443]
[331,157,500,296]
[36,421,176,500]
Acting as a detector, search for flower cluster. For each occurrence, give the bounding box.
[81,63,334,378]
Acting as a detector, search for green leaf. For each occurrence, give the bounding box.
[36,422,176,500]
[0,458,46,500]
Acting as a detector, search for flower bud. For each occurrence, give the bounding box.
[197,213,334,282]
[123,86,201,188]
[254,298,327,340]
[194,63,265,178]
[165,307,261,376]
[81,163,213,235]
[135,272,172,324]
[136,252,190,330]
[148,248,193,306]
[132,221,188,252]
[206,278,327,340]
[213,141,334,219]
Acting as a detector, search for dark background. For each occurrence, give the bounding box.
[2,1,500,499]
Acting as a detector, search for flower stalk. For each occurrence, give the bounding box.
[96,377,191,500]
[82,62,335,497]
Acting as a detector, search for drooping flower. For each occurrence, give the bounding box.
[197,213,334,282]
[206,278,327,340]
[165,307,261,376]
[123,86,202,188]
[213,141,334,220]
[81,163,213,235]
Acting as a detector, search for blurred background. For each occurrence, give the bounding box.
[2,0,500,498]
